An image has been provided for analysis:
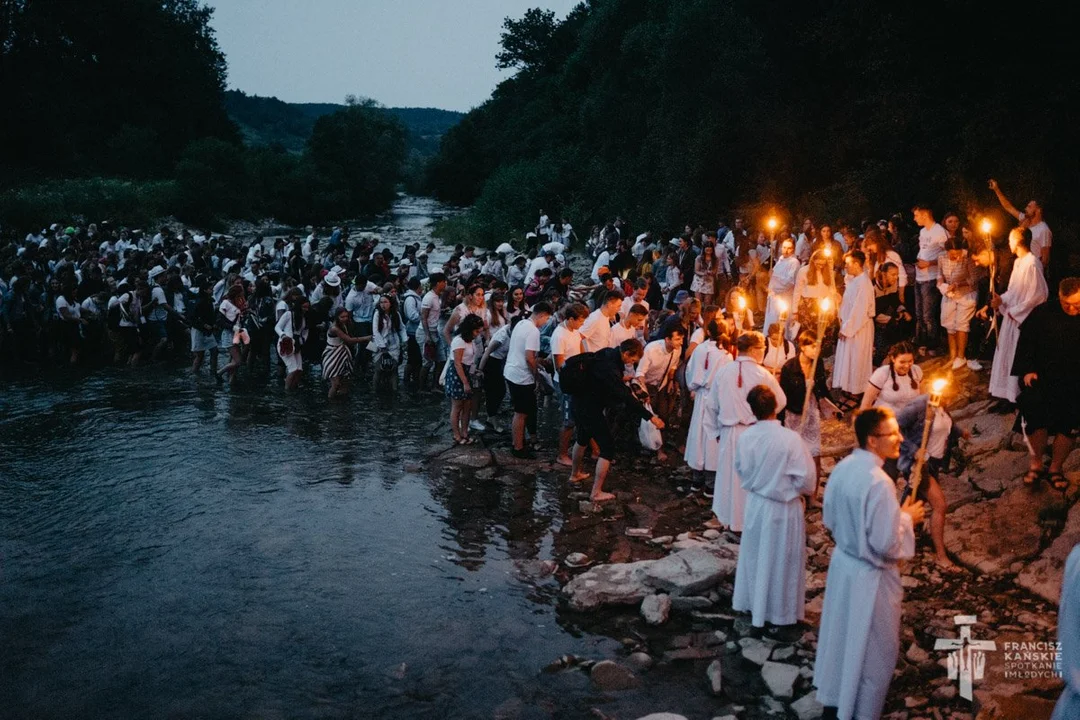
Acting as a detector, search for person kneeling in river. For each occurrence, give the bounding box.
[567,339,664,502]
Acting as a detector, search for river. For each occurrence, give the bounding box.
[0,197,700,720]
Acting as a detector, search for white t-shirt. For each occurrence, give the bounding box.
[549,323,582,382]
[868,363,924,413]
[148,285,169,322]
[450,335,475,366]
[418,290,441,342]
[610,320,640,347]
[1028,220,1052,263]
[916,223,948,282]
[579,308,613,351]
[55,296,80,320]
[926,406,953,460]
[620,295,649,319]
[503,320,540,386]
[488,323,512,361]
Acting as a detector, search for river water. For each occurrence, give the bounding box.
[0,197,700,720]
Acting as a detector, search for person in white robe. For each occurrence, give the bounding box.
[708,331,787,531]
[831,251,875,395]
[814,407,925,720]
[684,322,733,491]
[764,239,800,333]
[985,228,1048,404]
[732,385,816,627]
[1052,543,1080,720]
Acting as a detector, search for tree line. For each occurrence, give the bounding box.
[423,0,1078,257]
[0,0,409,229]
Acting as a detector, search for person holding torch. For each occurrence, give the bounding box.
[892,378,968,569]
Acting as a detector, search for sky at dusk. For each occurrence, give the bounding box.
[209,0,580,112]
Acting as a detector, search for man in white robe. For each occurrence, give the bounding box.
[831,251,875,395]
[764,239,800,335]
[814,407,925,720]
[985,228,1048,406]
[709,331,787,531]
[684,330,733,492]
[732,385,816,627]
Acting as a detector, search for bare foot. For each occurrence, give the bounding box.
[591,491,616,502]
[935,555,959,571]
[703,517,724,530]
[556,455,574,467]
[569,472,591,484]
[656,450,668,462]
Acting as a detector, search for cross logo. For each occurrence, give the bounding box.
[934,615,997,701]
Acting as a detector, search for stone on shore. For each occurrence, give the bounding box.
[946,484,1052,574]
[760,661,800,698]
[641,546,737,596]
[435,444,493,468]
[1016,489,1080,602]
[790,692,824,720]
[590,660,640,691]
[563,559,655,611]
[738,637,774,666]
[626,652,654,671]
[633,714,687,720]
[641,593,672,625]
[706,659,723,695]
[957,412,1017,457]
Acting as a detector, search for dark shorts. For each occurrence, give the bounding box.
[146,320,168,342]
[573,402,614,460]
[507,380,537,415]
[1018,383,1080,436]
[556,382,575,428]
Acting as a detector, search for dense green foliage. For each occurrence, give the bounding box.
[224,90,463,157]
[427,0,1078,249]
[0,2,422,228]
[0,0,237,181]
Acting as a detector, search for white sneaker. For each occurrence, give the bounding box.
[951,357,966,370]
[966,359,983,371]
[469,420,487,432]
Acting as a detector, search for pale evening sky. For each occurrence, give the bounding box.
[209,0,580,112]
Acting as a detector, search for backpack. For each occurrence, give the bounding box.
[559,351,596,395]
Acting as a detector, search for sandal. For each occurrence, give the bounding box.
[1022,468,1044,487]
[1049,472,1069,491]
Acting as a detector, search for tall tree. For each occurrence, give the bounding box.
[0,0,237,181]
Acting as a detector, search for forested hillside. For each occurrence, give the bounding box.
[425,0,1078,248]
[224,90,463,157]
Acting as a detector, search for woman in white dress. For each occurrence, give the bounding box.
[684,320,733,493]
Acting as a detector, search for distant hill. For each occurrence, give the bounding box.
[223,90,462,156]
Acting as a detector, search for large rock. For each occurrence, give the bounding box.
[973,689,1058,719]
[946,484,1054,574]
[1016,498,1080,603]
[641,546,737,596]
[964,449,1029,496]
[738,637,775,666]
[435,445,494,468]
[790,692,825,720]
[957,412,1018,457]
[706,659,723,695]
[641,593,672,625]
[633,715,687,720]
[562,559,656,611]
[590,660,640,691]
[760,661,800,698]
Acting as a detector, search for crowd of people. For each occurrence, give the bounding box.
[2,179,1077,718]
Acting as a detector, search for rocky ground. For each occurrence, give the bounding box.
[422,351,1077,720]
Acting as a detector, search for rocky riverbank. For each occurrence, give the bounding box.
[418,354,1076,719]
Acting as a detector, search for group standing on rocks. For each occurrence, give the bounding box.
[3,184,1078,717]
